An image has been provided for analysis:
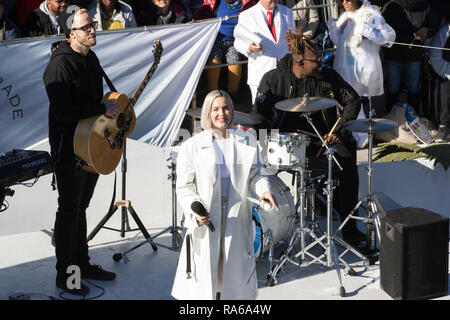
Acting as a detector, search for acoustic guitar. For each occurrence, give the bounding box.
[73,40,163,175]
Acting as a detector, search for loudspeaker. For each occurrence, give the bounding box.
[380,207,449,300]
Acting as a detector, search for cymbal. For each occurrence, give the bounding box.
[344,118,398,133]
[185,108,264,126]
[274,95,338,112]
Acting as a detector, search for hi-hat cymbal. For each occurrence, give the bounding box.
[185,108,264,126]
[274,95,338,112]
[344,118,398,133]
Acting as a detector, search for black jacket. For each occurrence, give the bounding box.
[382,0,441,62]
[255,54,361,139]
[23,8,58,37]
[131,1,189,26]
[43,41,106,161]
[151,3,189,25]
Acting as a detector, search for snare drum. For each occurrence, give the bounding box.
[265,132,310,169]
[250,175,296,257]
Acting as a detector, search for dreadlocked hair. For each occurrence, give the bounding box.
[285,28,319,57]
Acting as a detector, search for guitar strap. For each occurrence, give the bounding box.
[99,65,118,92]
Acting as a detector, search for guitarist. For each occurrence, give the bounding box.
[43,8,119,296]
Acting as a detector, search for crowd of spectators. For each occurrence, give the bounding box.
[1,0,450,141]
[0,0,191,37]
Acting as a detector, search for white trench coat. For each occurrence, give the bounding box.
[328,0,396,97]
[171,129,272,300]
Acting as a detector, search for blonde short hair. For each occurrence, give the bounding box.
[74,8,88,18]
[200,90,235,131]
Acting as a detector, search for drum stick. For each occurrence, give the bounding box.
[296,130,319,138]
[316,116,341,157]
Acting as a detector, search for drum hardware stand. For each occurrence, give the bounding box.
[264,230,277,279]
[266,132,368,296]
[247,197,280,276]
[301,112,344,172]
[305,174,328,237]
[336,108,382,265]
[293,165,308,261]
[291,165,324,259]
[308,176,322,232]
[86,140,158,262]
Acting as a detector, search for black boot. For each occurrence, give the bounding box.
[385,92,399,114]
[81,264,116,281]
[407,92,422,116]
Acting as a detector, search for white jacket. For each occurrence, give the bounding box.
[234,2,296,87]
[171,128,272,300]
[88,0,137,31]
[328,1,395,97]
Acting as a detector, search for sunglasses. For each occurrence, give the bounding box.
[302,52,323,64]
[72,21,98,32]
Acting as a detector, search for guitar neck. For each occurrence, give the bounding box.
[126,63,158,112]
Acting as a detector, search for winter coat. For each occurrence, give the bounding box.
[328,0,396,97]
[255,53,361,138]
[233,2,296,86]
[152,2,189,25]
[88,0,137,31]
[0,17,21,40]
[171,128,272,300]
[43,41,106,161]
[23,1,61,37]
[382,0,441,62]
[429,24,450,80]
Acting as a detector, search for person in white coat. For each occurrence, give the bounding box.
[234,0,296,104]
[171,90,279,300]
[328,0,395,147]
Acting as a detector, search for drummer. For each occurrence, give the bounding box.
[255,29,366,247]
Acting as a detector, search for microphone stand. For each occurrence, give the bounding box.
[146,150,183,251]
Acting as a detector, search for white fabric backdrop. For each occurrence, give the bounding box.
[0,20,221,152]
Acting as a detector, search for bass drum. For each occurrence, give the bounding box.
[250,175,296,258]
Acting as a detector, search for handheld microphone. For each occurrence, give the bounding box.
[191,201,215,232]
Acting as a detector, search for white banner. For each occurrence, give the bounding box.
[0,20,221,152]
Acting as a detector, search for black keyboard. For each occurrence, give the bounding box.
[0,149,53,187]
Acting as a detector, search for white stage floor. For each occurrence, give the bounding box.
[0,139,449,304]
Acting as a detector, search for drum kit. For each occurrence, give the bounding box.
[185,95,398,297]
